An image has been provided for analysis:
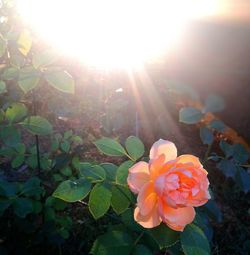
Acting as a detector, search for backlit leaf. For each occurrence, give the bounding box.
[20,116,53,135]
[6,103,27,123]
[53,179,91,202]
[32,49,58,69]
[204,94,225,113]
[45,70,75,94]
[89,183,112,219]
[235,167,250,193]
[199,127,213,145]
[111,186,131,215]
[18,66,40,93]
[125,136,145,161]
[116,160,134,185]
[217,159,237,178]
[0,81,6,94]
[79,163,106,182]
[179,107,203,124]
[0,34,7,57]
[94,137,127,157]
[17,29,32,56]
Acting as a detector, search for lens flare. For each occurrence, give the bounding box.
[16,0,217,69]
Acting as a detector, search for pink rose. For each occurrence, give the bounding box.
[127,139,210,231]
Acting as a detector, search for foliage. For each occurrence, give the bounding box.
[0,1,249,255]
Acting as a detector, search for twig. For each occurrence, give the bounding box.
[203,142,213,166]
[32,91,41,174]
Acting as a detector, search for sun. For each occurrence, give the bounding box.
[16,0,218,69]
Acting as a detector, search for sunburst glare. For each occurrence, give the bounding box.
[17,0,218,69]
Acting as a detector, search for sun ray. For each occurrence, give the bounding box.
[16,0,219,69]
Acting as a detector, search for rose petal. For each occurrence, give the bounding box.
[134,206,162,228]
[137,182,157,216]
[159,201,195,231]
[127,162,150,194]
[191,189,211,207]
[176,155,204,168]
[149,154,166,180]
[149,139,177,163]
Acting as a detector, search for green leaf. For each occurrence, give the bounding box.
[125,136,145,161]
[26,155,38,169]
[0,180,18,197]
[0,200,12,216]
[168,81,200,101]
[9,52,26,68]
[44,207,56,221]
[111,186,131,215]
[235,167,250,193]
[22,177,43,197]
[203,200,222,223]
[91,231,133,255]
[199,127,213,145]
[148,224,179,249]
[60,166,72,177]
[0,109,4,123]
[194,212,213,242]
[72,156,80,170]
[79,163,106,182]
[71,135,83,144]
[132,244,152,255]
[168,241,185,255]
[2,67,19,80]
[209,120,225,132]
[64,130,73,139]
[179,107,203,124]
[61,140,70,152]
[14,143,26,154]
[232,144,249,164]
[6,103,27,123]
[17,29,32,56]
[0,126,21,147]
[18,66,40,93]
[32,200,42,214]
[0,34,7,57]
[13,198,33,218]
[219,141,233,158]
[94,137,127,157]
[204,94,225,113]
[100,163,118,181]
[181,224,210,255]
[46,197,67,211]
[89,183,112,219]
[53,179,91,202]
[32,49,58,69]
[0,81,6,94]
[53,153,71,170]
[40,156,51,170]
[116,160,134,185]
[20,116,53,135]
[11,155,25,168]
[121,209,142,232]
[217,159,237,178]
[45,70,75,94]
[51,139,59,151]
[53,174,63,182]
[59,229,70,239]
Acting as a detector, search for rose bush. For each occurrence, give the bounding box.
[128,139,210,231]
